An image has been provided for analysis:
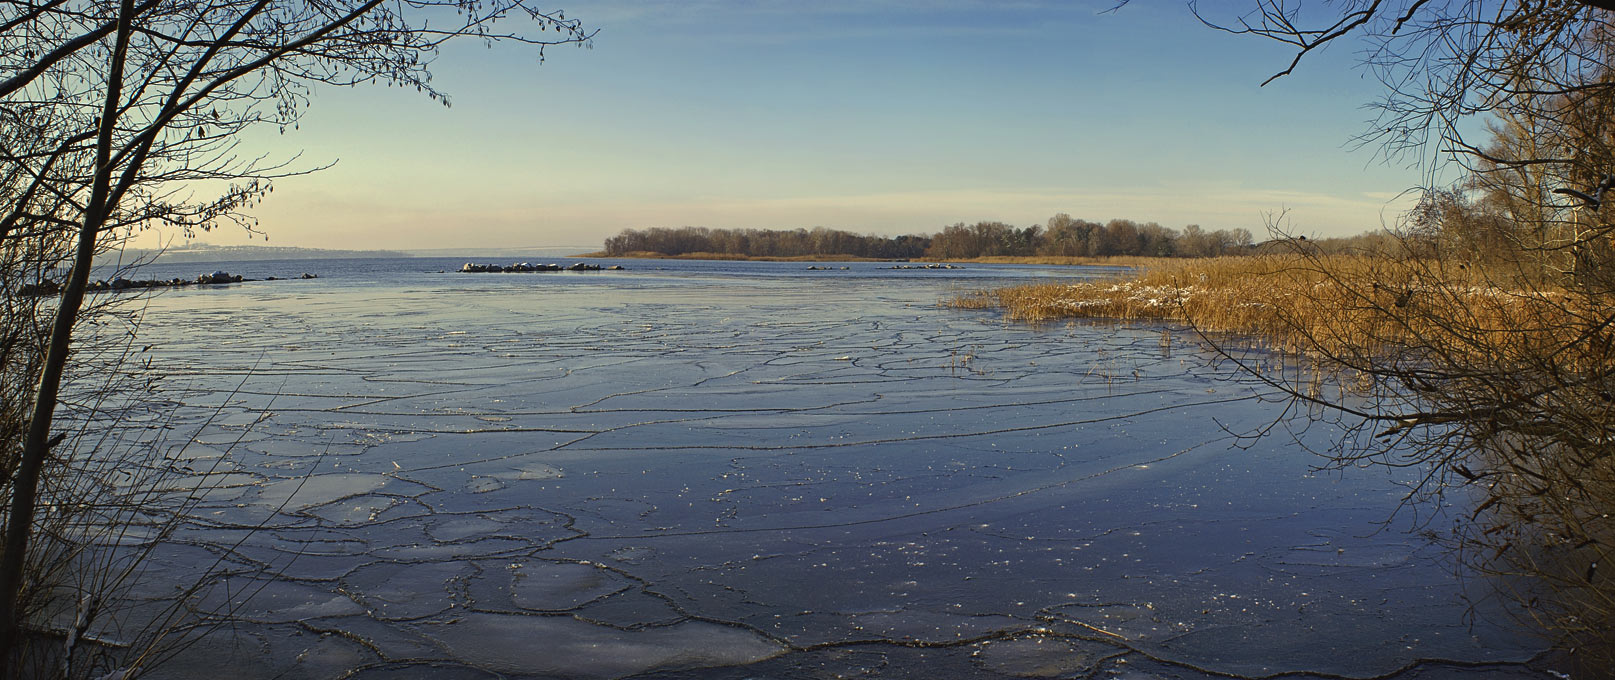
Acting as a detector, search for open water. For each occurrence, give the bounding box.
[79,256,1551,678]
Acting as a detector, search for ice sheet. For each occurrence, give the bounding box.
[96,268,1551,678]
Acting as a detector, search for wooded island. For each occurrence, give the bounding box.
[598,217,1259,260]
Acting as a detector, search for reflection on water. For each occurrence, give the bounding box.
[102,260,1550,678]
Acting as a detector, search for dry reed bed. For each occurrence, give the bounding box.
[952,255,1598,365]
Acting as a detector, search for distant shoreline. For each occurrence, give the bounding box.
[106,245,410,264]
[569,251,893,262]
[574,251,1142,268]
[102,244,597,265]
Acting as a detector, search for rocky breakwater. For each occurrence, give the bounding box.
[18,271,318,296]
[886,263,961,270]
[459,262,625,273]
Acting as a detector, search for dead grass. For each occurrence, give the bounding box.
[951,254,1586,364]
[576,252,1167,267]
[951,255,1370,345]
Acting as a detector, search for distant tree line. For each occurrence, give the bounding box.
[601,216,1258,259]
[602,226,932,259]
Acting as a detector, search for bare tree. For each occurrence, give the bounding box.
[0,0,592,673]
[1189,0,1615,667]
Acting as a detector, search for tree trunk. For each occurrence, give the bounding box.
[0,0,134,666]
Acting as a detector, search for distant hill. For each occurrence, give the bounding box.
[404,246,596,258]
[103,244,411,264]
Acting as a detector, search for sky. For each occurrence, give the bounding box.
[155,0,1434,252]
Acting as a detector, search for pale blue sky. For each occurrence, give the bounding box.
[172,1,1430,251]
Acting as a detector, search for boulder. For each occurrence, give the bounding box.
[197,270,242,284]
[18,280,60,296]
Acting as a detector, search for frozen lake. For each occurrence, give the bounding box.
[96,258,1547,678]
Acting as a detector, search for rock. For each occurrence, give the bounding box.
[887,263,961,270]
[25,272,310,295]
[17,280,60,296]
[197,270,242,284]
[301,273,318,279]
[459,262,588,273]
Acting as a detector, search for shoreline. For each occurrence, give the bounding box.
[568,251,894,262]
[570,251,1145,267]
